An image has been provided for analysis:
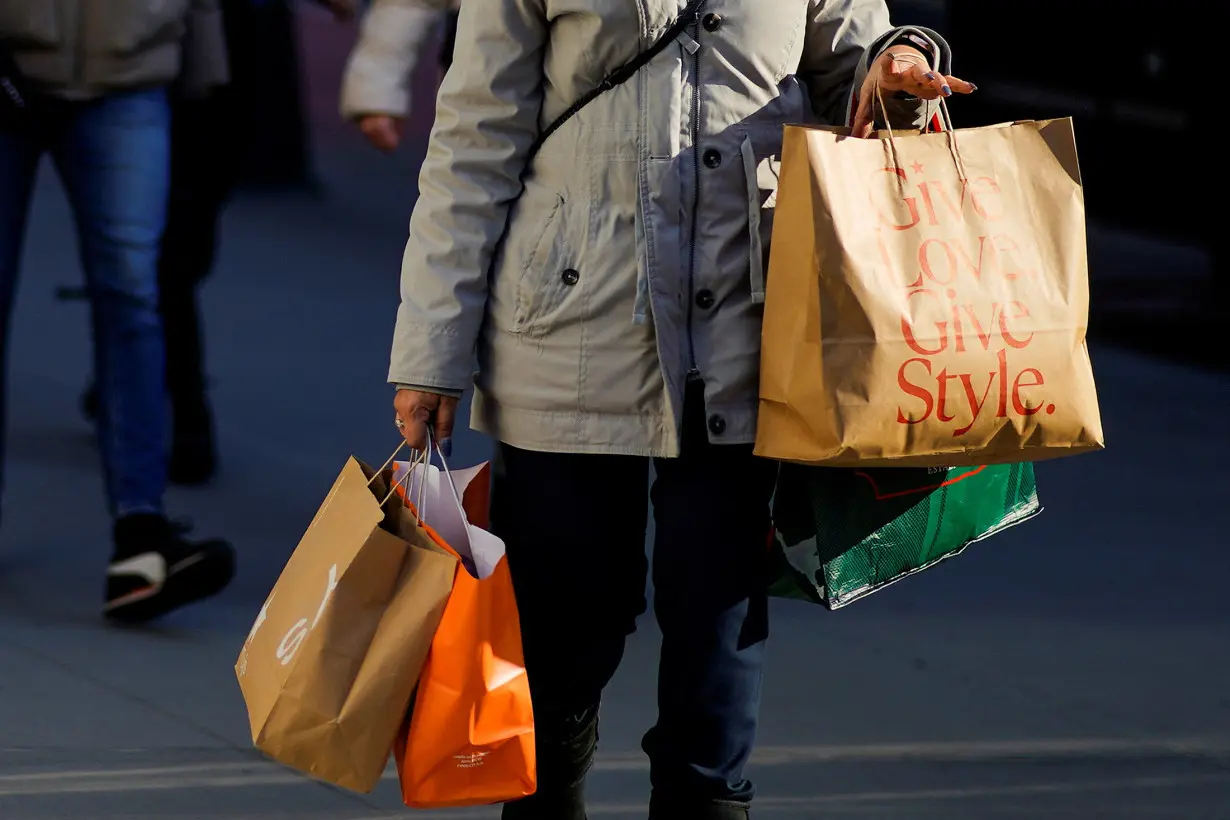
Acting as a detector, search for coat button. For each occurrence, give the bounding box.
[702,149,722,169]
[707,414,727,436]
[695,289,715,309]
[702,13,723,32]
[561,268,580,286]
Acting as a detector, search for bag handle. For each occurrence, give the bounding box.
[875,85,966,182]
[367,441,431,510]
[526,0,707,159]
[872,29,966,181]
[0,42,29,113]
[376,428,469,527]
[426,428,469,528]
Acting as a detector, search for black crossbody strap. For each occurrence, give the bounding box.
[0,43,28,111]
[528,0,706,158]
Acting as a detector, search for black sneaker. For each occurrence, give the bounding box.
[105,513,235,623]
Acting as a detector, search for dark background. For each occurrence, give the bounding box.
[887,0,1221,370]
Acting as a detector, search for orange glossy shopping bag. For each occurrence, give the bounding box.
[391,452,536,808]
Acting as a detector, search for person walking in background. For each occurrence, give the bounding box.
[80,0,246,485]
[389,2,970,817]
[340,0,460,154]
[0,2,236,622]
[147,30,245,487]
[81,0,352,485]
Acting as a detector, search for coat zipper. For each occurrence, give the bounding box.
[684,5,704,381]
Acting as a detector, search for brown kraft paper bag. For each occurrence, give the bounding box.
[756,116,1104,467]
[235,455,458,793]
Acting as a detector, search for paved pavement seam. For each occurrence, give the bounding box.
[0,636,393,816]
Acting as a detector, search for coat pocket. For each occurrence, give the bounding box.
[513,193,574,334]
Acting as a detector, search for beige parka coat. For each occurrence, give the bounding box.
[389,0,948,457]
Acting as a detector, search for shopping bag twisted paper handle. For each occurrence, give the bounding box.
[369,426,467,521]
[366,440,432,509]
[424,426,470,528]
[874,83,966,182]
[873,27,967,182]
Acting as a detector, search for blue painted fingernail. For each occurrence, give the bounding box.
[440,438,452,458]
[925,72,936,80]
[941,84,952,97]
[969,83,979,91]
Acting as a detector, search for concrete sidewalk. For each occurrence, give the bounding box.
[2,8,1229,818]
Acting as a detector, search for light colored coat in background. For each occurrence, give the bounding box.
[340,0,460,120]
[0,0,228,98]
[389,0,948,457]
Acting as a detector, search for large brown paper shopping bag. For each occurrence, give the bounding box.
[756,114,1104,467]
[391,451,536,809]
[234,454,457,793]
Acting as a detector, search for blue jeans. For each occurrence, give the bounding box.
[0,88,170,519]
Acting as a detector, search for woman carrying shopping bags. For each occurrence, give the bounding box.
[389,3,972,818]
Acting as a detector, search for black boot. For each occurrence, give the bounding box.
[648,793,751,820]
[502,704,599,820]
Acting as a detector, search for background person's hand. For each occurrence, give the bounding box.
[394,389,458,456]
[357,114,404,153]
[852,48,975,138]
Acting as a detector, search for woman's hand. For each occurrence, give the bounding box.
[394,389,458,456]
[358,114,404,153]
[852,47,975,138]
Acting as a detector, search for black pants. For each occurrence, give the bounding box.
[493,384,777,817]
[159,0,265,413]
[157,89,242,415]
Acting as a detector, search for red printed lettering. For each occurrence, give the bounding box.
[901,289,948,356]
[896,358,935,423]
[998,300,1034,348]
[869,167,921,230]
[954,364,997,436]
[1012,367,1046,415]
[882,166,1050,435]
